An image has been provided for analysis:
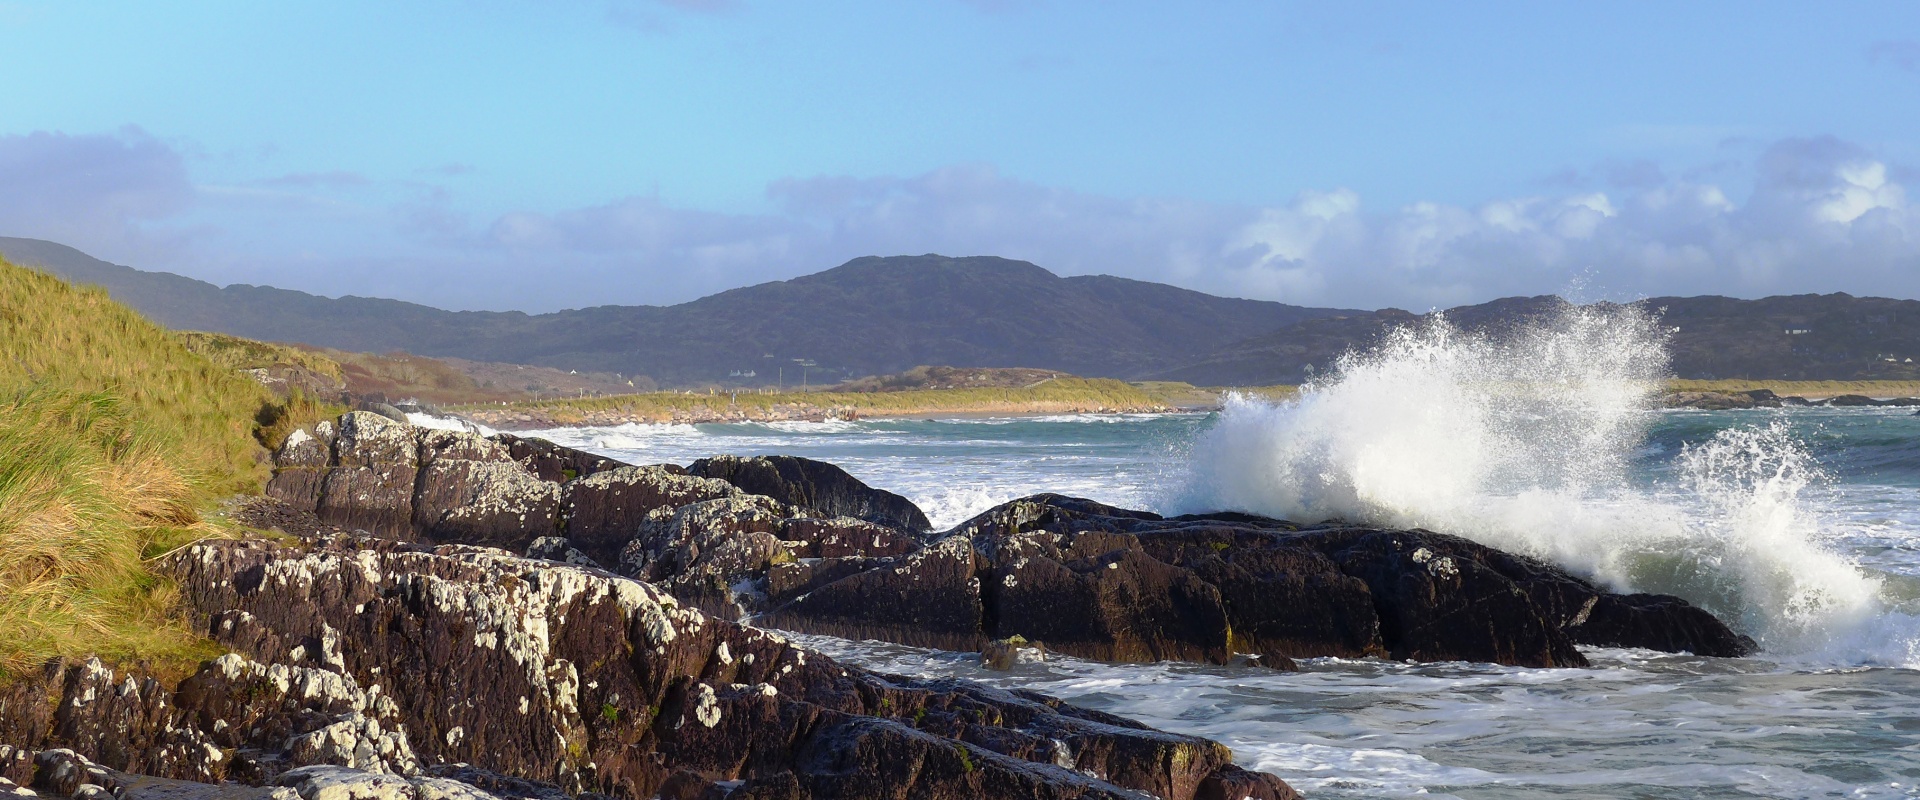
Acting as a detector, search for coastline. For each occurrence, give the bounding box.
[450,377,1180,431]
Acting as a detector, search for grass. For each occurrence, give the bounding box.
[176,331,345,385]
[1,258,277,677]
[453,377,1168,424]
[1667,379,1920,399]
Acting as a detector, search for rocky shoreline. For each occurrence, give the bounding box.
[0,411,1757,800]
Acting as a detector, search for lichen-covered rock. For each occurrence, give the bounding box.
[492,434,626,485]
[156,536,1289,799]
[561,467,739,564]
[523,538,597,568]
[618,494,924,620]
[688,455,932,533]
[412,431,562,551]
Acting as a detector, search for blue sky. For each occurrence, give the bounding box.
[2,1,1917,311]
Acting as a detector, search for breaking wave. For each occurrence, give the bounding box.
[1176,304,1918,664]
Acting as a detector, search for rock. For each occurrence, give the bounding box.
[1567,593,1758,657]
[119,535,1285,799]
[1825,394,1882,407]
[276,766,509,800]
[523,537,597,567]
[688,455,932,533]
[1739,389,1783,408]
[760,536,988,652]
[312,413,420,538]
[617,493,925,619]
[1304,529,1587,667]
[980,637,1046,670]
[561,467,739,564]
[1881,397,1920,407]
[357,402,411,425]
[491,435,625,484]
[753,495,1750,670]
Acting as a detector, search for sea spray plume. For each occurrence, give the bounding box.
[1176,302,1913,660]
[1669,422,1887,654]
[1175,302,1671,570]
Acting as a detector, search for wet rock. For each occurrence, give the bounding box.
[688,455,932,533]
[754,494,1749,670]
[1305,529,1588,667]
[1567,593,1757,657]
[980,637,1046,670]
[1824,394,1881,407]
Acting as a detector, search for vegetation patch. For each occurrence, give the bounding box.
[455,377,1173,427]
[1,259,275,677]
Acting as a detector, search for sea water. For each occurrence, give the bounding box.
[524,311,1920,798]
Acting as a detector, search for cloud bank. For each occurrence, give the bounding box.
[1,129,1914,312]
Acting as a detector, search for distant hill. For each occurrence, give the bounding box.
[0,238,1350,386]
[1153,294,1920,384]
[8,237,1917,385]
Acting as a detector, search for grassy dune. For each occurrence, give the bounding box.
[1668,379,1920,399]
[0,259,274,676]
[455,377,1170,427]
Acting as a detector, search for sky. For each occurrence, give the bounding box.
[2,1,1917,312]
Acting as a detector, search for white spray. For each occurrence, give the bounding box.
[1176,304,1912,663]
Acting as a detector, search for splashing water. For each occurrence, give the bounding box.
[1175,304,1915,664]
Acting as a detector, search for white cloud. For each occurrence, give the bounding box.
[0,127,196,262]
[2,129,1915,312]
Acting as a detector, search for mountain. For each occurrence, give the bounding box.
[0,238,1352,386]
[1153,294,1920,384]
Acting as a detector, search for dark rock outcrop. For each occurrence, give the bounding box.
[688,455,933,533]
[758,495,1755,668]
[0,536,1298,800]
[262,414,1752,673]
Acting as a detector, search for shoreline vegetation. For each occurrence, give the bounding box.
[449,378,1920,431]
[0,260,292,677]
[453,377,1189,429]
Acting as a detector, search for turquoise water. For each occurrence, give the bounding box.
[526,407,1920,798]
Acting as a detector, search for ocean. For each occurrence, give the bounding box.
[515,310,1920,799]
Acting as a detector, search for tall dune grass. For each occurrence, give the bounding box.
[0,389,219,675]
[1,258,271,676]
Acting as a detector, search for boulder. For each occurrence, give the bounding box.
[561,467,739,564]
[1567,593,1758,657]
[688,455,932,533]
